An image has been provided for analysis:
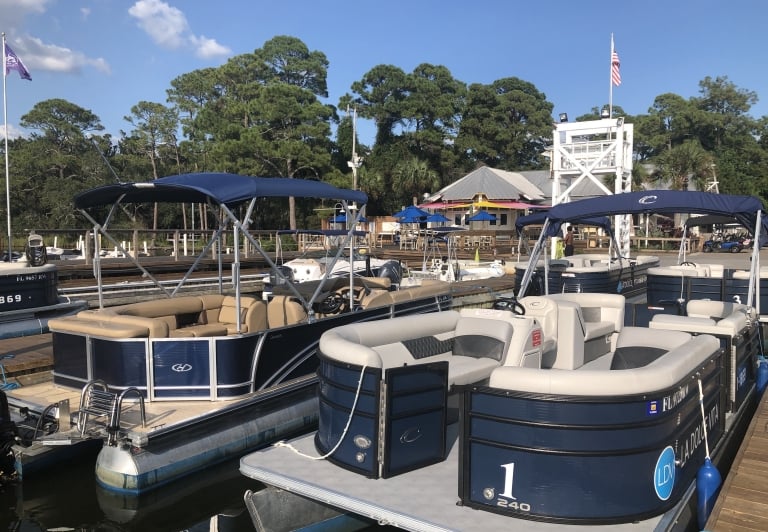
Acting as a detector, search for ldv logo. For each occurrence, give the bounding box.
[172,363,193,372]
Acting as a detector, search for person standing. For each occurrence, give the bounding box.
[564,226,575,256]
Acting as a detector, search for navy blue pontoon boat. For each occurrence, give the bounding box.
[2,173,454,494]
[239,189,768,531]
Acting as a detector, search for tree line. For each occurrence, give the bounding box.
[3,35,767,237]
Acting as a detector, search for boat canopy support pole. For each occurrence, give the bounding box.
[80,205,173,306]
[517,219,551,296]
[748,211,761,314]
[168,198,227,297]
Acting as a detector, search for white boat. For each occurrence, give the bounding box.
[0,232,86,339]
[409,227,510,283]
[239,190,768,531]
[271,229,404,285]
[0,173,455,494]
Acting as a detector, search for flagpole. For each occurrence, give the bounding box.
[609,33,614,119]
[2,32,10,263]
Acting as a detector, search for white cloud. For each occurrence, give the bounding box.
[129,0,230,58]
[0,0,51,31]
[190,35,231,59]
[80,7,90,19]
[0,123,26,140]
[21,36,111,75]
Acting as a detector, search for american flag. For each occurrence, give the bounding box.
[611,49,621,86]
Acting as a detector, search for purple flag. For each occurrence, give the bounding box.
[4,43,31,81]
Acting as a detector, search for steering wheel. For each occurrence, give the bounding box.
[680,261,696,267]
[316,293,347,315]
[493,297,525,315]
[338,286,367,308]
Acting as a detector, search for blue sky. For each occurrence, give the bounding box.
[2,0,767,147]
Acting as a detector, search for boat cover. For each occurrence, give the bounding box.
[515,212,612,237]
[74,173,368,209]
[520,190,768,244]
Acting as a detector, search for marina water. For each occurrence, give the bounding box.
[1,454,255,531]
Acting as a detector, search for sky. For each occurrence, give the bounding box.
[1,0,767,148]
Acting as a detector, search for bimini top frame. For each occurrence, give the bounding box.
[75,173,368,323]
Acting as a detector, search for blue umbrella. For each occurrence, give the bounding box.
[331,214,367,223]
[393,205,429,220]
[468,210,496,222]
[426,213,450,223]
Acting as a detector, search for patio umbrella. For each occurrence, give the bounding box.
[330,214,367,223]
[468,210,496,222]
[426,213,450,224]
[393,205,429,220]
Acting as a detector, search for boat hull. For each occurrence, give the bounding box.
[515,257,659,299]
[460,355,724,524]
[0,263,86,339]
[95,382,317,494]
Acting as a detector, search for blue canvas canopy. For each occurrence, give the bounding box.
[516,211,613,238]
[540,190,767,244]
[74,173,368,209]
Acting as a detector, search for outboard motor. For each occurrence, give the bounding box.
[378,260,403,288]
[0,391,18,479]
[25,233,47,266]
[269,265,294,287]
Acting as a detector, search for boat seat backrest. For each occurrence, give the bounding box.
[267,295,309,328]
[488,334,718,395]
[547,293,625,330]
[611,326,692,370]
[453,315,514,362]
[686,300,748,320]
[199,294,267,334]
[318,311,461,368]
[548,300,585,370]
[647,266,705,278]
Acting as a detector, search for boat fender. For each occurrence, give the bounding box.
[697,457,722,530]
[696,379,722,530]
[757,356,768,394]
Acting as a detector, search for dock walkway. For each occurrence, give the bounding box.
[705,390,768,531]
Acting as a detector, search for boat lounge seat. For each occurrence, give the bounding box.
[49,295,267,338]
[522,293,624,370]
[267,295,309,327]
[488,332,716,396]
[319,309,516,388]
[649,300,750,336]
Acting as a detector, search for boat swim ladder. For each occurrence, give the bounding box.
[77,380,146,446]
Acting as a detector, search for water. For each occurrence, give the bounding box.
[0,454,256,531]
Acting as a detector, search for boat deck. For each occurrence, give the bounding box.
[705,390,768,530]
[239,424,684,532]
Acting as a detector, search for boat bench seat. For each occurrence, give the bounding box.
[362,280,450,309]
[488,331,716,396]
[47,317,150,338]
[48,295,267,338]
[649,300,751,336]
[647,266,709,278]
[319,309,517,388]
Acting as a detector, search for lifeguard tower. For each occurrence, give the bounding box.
[550,116,634,257]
